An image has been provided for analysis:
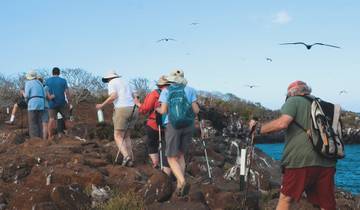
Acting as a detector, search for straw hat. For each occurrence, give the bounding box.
[26,70,37,80]
[156,75,171,86]
[102,71,120,83]
[166,69,187,85]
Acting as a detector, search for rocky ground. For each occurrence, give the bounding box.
[0,104,359,210]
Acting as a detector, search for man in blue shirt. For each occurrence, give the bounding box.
[45,67,71,139]
[24,70,45,138]
[156,70,200,197]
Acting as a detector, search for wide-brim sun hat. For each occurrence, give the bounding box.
[156,75,171,86]
[166,69,187,85]
[102,71,120,83]
[26,70,37,80]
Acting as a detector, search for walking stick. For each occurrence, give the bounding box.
[156,111,164,170]
[158,125,164,170]
[114,105,137,164]
[199,116,212,181]
[242,117,258,208]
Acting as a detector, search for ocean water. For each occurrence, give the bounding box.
[256,143,360,195]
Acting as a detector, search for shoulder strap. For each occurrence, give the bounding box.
[27,80,46,106]
[332,104,341,132]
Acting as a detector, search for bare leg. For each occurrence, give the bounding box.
[114,130,129,158]
[178,152,186,174]
[149,153,159,167]
[11,104,18,116]
[5,104,18,123]
[276,193,293,210]
[162,167,172,176]
[167,156,186,188]
[48,118,56,139]
[42,122,48,140]
[124,132,134,160]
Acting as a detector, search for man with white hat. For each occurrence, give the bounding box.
[96,71,138,167]
[24,70,46,138]
[156,69,200,197]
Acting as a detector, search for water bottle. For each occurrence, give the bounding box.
[46,174,52,186]
[97,109,104,123]
[6,107,10,114]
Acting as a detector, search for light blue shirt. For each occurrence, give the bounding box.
[24,79,45,111]
[159,85,197,124]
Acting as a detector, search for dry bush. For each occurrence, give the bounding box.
[0,70,50,108]
[61,68,106,104]
[0,73,22,107]
[130,77,151,100]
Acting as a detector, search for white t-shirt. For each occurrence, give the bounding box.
[108,77,134,108]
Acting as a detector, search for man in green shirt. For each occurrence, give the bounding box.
[250,80,336,210]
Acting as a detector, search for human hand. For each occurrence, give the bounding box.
[95,104,103,110]
[249,119,257,131]
[133,97,141,107]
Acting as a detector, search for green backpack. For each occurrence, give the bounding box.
[167,84,194,129]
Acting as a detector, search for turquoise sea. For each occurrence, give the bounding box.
[256,144,360,195]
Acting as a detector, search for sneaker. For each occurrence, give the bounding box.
[127,159,134,167]
[5,120,14,125]
[175,182,190,197]
[121,156,131,166]
[180,182,190,197]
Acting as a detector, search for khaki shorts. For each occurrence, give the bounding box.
[113,106,138,130]
[49,105,69,120]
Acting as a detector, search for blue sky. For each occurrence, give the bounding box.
[1,0,359,111]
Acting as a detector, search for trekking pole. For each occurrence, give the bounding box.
[242,117,258,208]
[158,125,164,170]
[199,115,212,181]
[114,105,137,165]
[156,111,164,170]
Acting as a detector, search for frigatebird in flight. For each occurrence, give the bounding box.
[266,57,273,62]
[280,42,341,50]
[157,38,176,43]
[245,84,259,89]
[339,90,348,95]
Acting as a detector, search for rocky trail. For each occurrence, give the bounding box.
[0,105,358,210]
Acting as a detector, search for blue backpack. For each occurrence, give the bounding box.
[167,84,195,129]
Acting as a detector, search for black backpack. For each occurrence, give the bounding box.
[294,95,345,160]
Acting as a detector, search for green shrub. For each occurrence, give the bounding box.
[97,191,144,210]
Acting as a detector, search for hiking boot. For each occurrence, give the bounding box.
[175,182,190,197]
[127,159,134,167]
[122,156,134,167]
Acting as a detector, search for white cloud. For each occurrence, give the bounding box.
[273,11,292,25]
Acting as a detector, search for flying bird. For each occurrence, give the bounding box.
[339,90,348,95]
[279,42,341,50]
[190,22,200,26]
[266,57,273,62]
[157,38,176,43]
[245,84,259,89]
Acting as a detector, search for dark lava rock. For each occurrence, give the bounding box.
[50,185,91,210]
[141,170,173,204]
